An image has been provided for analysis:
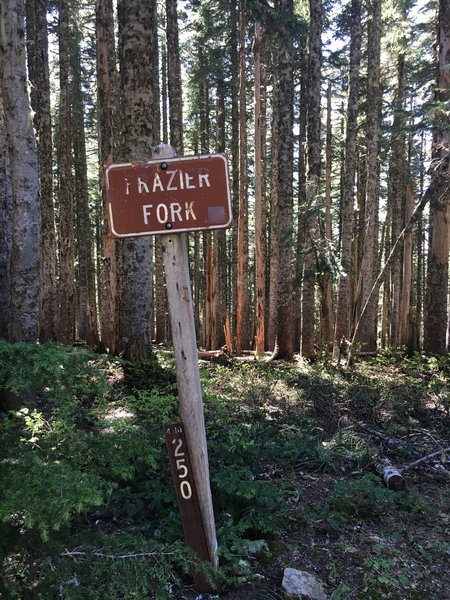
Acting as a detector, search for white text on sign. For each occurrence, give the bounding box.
[172,436,193,500]
[143,202,197,225]
[125,169,211,196]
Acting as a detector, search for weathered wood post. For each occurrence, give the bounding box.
[154,145,218,572]
[105,144,232,590]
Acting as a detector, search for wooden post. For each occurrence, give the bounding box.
[154,144,219,571]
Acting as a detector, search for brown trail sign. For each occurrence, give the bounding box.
[105,153,232,237]
[105,145,229,591]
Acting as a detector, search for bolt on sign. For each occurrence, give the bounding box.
[105,153,232,237]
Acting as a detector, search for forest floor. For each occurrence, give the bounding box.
[0,343,449,599]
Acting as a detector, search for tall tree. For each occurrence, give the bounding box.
[302,0,323,359]
[319,80,334,348]
[424,0,450,354]
[116,0,157,359]
[0,0,40,342]
[354,0,381,353]
[269,0,295,359]
[235,0,250,354]
[96,0,118,352]
[0,94,12,340]
[58,0,75,344]
[254,18,265,355]
[294,46,308,352]
[71,15,99,345]
[333,0,361,360]
[26,0,57,341]
[387,54,407,348]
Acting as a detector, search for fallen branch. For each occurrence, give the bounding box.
[374,457,407,490]
[400,446,450,473]
[61,547,175,561]
[356,421,405,450]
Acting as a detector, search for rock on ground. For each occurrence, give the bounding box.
[281,568,328,600]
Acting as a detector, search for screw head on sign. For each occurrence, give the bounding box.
[165,222,173,230]
[160,161,168,170]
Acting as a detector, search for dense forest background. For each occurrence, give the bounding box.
[0,0,449,361]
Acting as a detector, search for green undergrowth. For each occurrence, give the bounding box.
[0,341,449,598]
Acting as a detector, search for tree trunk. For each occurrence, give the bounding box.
[319,81,334,349]
[273,0,295,359]
[0,0,40,342]
[424,0,450,355]
[388,54,407,348]
[116,0,156,359]
[400,182,414,349]
[302,0,323,359]
[57,0,75,345]
[354,0,381,353]
[235,1,250,354]
[254,19,265,356]
[333,0,361,360]
[71,18,99,346]
[230,0,240,344]
[0,94,12,340]
[26,0,57,342]
[166,0,183,152]
[268,59,280,352]
[294,47,308,352]
[96,0,118,353]
[211,79,227,350]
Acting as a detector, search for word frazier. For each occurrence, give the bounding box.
[105,153,232,237]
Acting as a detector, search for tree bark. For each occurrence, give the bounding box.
[235,1,250,354]
[424,0,450,355]
[388,54,407,348]
[319,81,334,349]
[400,182,414,349]
[116,0,156,359]
[333,0,361,360]
[71,17,99,345]
[0,93,12,340]
[57,0,75,345]
[254,19,265,356]
[26,0,57,341]
[0,0,40,342]
[96,0,118,353]
[354,0,381,353]
[302,0,323,359]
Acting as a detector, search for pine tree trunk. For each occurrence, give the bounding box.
[96,0,118,353]
[26,0,57,341]
[273,0,295,359]
[400,182,414,349]
[302,0,323,359]
[0,94,12,340]
[211,79,227,350]
[166,0,183,152]
[319,81,334,349]
[268,66,280,352]
[58,0,75,345]
[235,1,250,354]
[71,19,99,345]
[230,0,240,345]
[116,0,156,359]
[254,19,265,355]
[333,0,361,359]
[424,0,450,355]
[388,54,407,348]
[294,48,308,352]
[355,0,381,353]
[0,0,40,342]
